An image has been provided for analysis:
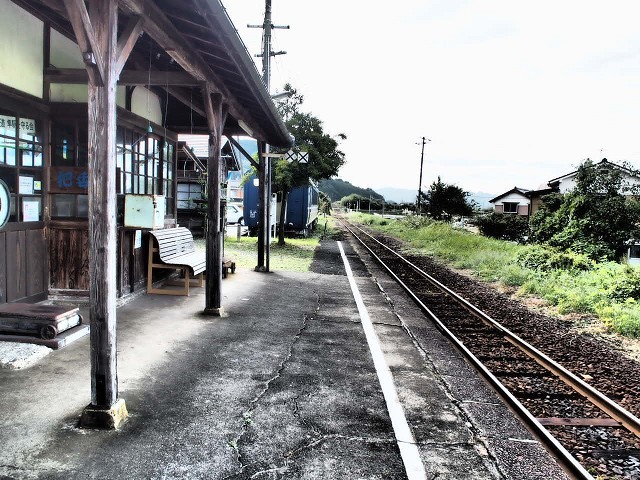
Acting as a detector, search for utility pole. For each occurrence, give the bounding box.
[416,137,430,215]
[249,0,288,272]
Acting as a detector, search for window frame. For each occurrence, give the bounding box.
[502,202,519,214]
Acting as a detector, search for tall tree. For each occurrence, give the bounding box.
[273,84,346,244]
[420,177,474,220]
[530,159,640,260]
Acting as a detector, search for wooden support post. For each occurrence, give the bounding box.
[63,0,143,429]
[61,0,128,429]
[202,85,227,316]
[265,146,272,272]
[255,141,266,271]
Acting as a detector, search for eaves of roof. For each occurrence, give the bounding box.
[20,0,293,148]
[488,187,531,203]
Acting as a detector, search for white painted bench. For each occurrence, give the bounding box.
[147,227,205,296]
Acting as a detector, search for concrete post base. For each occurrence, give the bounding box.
[202,307,224,317]
[254,266,267,272]
[79,398,128,430]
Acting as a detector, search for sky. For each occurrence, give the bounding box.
[221,1,640,196]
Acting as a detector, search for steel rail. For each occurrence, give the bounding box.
[346,221,640,439]
[340,219,599,480]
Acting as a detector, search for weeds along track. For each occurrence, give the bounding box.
[341,219,640,480]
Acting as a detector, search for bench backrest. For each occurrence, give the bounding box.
[149,227,197,262]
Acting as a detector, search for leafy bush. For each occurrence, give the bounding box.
[595,263,640,301]
[475,212,529,242]
[596,300,640,338]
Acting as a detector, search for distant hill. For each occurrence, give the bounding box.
[317,178,495,208]
[317,178,384,203]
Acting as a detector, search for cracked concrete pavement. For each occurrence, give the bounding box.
[0,237,568,479]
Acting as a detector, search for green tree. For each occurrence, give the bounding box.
[529,159,640,260]
[419,177,474,220]
[273,84,346,245]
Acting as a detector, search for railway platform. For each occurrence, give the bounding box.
[0,236,568,479]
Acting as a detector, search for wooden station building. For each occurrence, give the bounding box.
[0,0,290,304]
[0,0,291,427]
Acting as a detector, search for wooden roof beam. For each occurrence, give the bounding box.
[45,67,200,86]
[115,15,144,75]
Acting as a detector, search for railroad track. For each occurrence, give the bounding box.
[341,219,640,480]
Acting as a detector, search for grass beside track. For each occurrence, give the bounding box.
[347,212,640,339]
[195,215,339,272]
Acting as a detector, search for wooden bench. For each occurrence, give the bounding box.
[147,227,205,296]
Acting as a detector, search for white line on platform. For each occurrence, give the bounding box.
[338,241,427,480]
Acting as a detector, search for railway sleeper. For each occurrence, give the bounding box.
[590,448,640,460]
[491,370,551,378]
[513,392,582,400]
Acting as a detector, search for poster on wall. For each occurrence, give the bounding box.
[0,115,35,136]
[19,175,34,195]
[22,199,39,222]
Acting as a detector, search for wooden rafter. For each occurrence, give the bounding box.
[45,67,199,86]
[227,135,259,170]
[164,86,206,118]
[181,32,231,62]
[115,15,144,75]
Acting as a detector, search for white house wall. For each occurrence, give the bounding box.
[557,177,577,193]
[0,0,43,98]
[49,29,126,107]
[557,172,640,194]
[493,192,530,215]
[494,192,530,205]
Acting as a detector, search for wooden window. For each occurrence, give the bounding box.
[177,182,202,209]
[51,120,175,220]
[162,142,175,214]
[50,120,88,218]
[0,110,44,223]
[115,126,175,217]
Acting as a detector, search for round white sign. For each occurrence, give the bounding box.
[0,180,10,229]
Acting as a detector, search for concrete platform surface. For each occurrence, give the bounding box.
[0,237,568,479]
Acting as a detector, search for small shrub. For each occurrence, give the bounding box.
[596,300,640,338]
[499,263,531,287]
[475,212,528,242]
[400,215,433,230]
